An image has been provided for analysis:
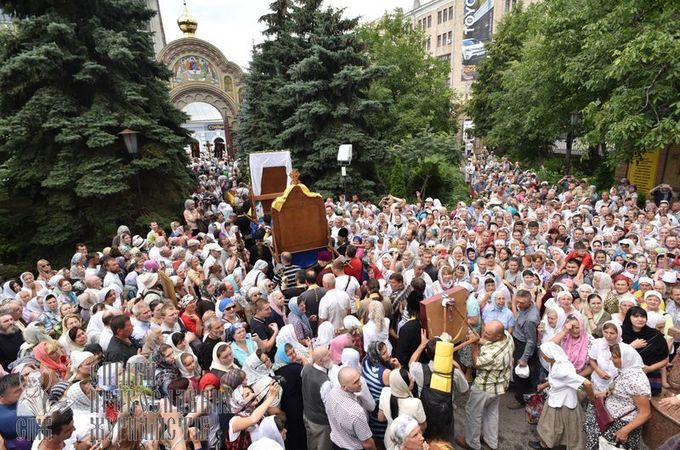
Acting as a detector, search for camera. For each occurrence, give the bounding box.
[271,375,287,387]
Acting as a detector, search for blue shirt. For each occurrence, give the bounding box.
[482,305,515,330]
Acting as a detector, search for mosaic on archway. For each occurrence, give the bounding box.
[173,56,220,87]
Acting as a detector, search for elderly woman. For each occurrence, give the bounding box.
[584,343,652,450]
[230,323,258,366]
[268,290,287,329]
[242,350,283,409]
[550,314,592,376]
[274,324,310,368]
[621,306,669,395]
[287,297,312,341]
[183,199,201,236]
[611,294,637,325]
[588,321,623,392]
[531,342,596,450]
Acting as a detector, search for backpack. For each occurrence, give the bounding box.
[420,364,455,442]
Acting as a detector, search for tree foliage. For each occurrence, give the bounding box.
[467,0,680,165]
[358,9,457,144]
[0,0,192,268]
[237,0,387,197]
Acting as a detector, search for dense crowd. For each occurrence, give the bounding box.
[0,151,679,450]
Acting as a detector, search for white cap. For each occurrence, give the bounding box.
[514,364,530,379]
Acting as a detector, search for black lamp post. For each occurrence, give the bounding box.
[119,129,143,201]
[565,112,581,175]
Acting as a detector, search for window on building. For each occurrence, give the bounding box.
[426,37,431,50]
[427,15,431,28]
[505,0,511,11]
[439,53,451,62]
[449,6,453,19]
[437,11,442,24]
[447,31,453,44]
[437,35,442,47]
[417,19,421,29]
[443,9,447,21]
[446,76,451,86]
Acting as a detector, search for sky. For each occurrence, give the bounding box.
[158,0,414,70]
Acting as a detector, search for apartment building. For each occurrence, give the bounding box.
[408,0,532,99]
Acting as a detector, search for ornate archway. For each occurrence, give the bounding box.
[158,3,244,156]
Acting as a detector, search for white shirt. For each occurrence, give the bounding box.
[362,318,391,354]
[103,272,124,291]
[318,289,351,330]
[335,275,360,313]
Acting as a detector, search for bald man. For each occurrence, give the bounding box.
[457,320,514,450]
[325,367,377,450]
[301,347,333,450]
[318,273,351,330]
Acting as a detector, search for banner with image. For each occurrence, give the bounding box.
[462,0,494,81]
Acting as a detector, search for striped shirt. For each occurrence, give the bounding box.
[362,358,387,439]
[474,331,514,395]
[272,263,301,287]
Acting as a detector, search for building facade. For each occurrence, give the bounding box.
[157,1,243,158]
[407,0,536,99]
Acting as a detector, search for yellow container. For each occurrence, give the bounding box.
[433,355,452,373]
[435,341,454,357]
[430,373,452,393]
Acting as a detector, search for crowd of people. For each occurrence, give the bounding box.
[0,151,679,450]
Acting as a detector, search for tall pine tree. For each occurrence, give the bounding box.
[237,0,386,196]
[0,0,192,268]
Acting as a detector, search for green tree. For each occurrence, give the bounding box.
[359,9,456,144]
[238,0,387,196]
[468,0,680,166]
[0,0,192,268]
[381,129,465,205]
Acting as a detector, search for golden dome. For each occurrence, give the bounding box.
[177,0,198,37]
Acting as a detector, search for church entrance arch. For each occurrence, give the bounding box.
[158,4,244,158]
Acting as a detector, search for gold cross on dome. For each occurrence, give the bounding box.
[290,169,300,185]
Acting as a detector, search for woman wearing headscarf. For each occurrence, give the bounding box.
[224,382,280,449]
[388,415,429,450]
[242,351,282,409]
[242,260,269,293]
[287,297,313,341]
[177,351,200,390]
[431,266,455,295]
[605,274,633,314]
[588,321,623,392]
[19,322,53,357]
[611,294,637,325]
[583,293,611,337]
[152,343,181,397]
[621,306,669,395]
[33,341,70,381]
[210,342,238,378]
[531,342,596,450]
[363,341,395,442]
[274,324,310,368]
[166,331,196,359]
[1,279,20,300]
[379,369,427,447]
[329,315,364,364]
[20,272,47,300]
[268,290,287,329]
[314,321,335,348]
[550,315,592,376]
[230,323,258,366]
[584,343,652,450]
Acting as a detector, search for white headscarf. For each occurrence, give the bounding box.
[176,351,198,378]
[256,416,285,448]
[387,415,420,450]
[165,332,196,358]
[243,352,271,385]
[209,342,235,373]
[242,260,268,292]
[314,321,335,348]
[539,342,585,409]
[275,324,309,358]
[617,342,644,374]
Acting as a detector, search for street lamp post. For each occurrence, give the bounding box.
[118,129,143,201]
[565,112,581,175]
